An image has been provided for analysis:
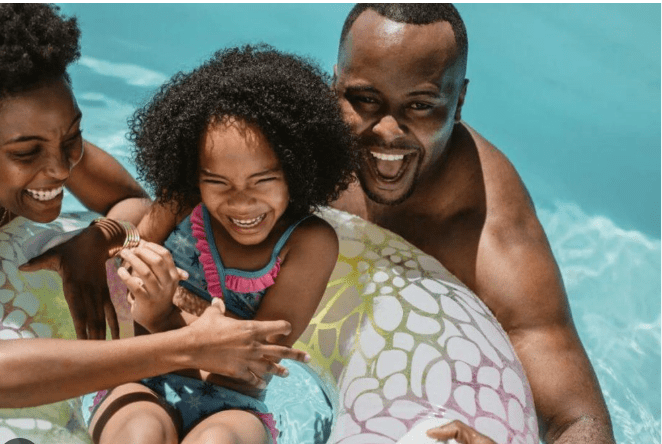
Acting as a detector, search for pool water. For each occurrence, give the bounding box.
[56,4,661,443]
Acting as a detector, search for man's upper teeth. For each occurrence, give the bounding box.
[26,186,63,201]
[372,152,405,161]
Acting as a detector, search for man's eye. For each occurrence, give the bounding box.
[410,102,433,110]
[349,95,378,105]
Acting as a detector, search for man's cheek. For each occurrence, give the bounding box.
[338,99,363,132]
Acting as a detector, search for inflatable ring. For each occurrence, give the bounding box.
[0,209,538,444]
[291,208,539,444]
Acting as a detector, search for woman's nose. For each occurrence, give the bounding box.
[44,150,73,181]
[372,115,405,144]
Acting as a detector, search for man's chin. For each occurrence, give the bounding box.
[359,175,416,206]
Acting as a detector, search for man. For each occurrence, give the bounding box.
[332,4,615,443]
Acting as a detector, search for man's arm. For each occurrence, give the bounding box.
[476,211,615,443]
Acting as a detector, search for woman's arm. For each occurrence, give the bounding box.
[66,140,150,222]
[0,298,309,408]
[19,141,152,339]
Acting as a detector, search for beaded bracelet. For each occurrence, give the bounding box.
[90,217,141,257]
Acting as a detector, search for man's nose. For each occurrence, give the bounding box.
[372,115,405,143]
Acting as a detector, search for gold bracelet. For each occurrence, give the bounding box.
[90,217,141,257]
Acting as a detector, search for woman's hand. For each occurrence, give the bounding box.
[117,241,188,332]
[184,298,310,388]
[426,420,497,444]
[19,226,119,340]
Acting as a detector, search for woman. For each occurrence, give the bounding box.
[0,3,306,408]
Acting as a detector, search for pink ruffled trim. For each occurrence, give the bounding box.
[191,205,224,300]
[190,204,281,299]
[225,258,280,293]
[255,412,279,444]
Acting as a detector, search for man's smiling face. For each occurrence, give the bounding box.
[334,10,467,205]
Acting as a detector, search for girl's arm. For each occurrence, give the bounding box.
[253,216,339,347]
[137,199,193,244]
[0,299,308,408]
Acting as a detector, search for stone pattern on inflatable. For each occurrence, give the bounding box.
[296,208,539,444]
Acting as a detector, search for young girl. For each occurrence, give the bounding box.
[83,45,357,444]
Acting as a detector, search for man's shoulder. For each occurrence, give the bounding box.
[454,123,546,253]
[460,124,536,220]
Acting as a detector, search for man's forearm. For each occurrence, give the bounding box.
[550,415,615,444]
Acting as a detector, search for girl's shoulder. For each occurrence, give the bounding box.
[279,215,338,262]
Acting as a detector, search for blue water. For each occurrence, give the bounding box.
[56,4,661,443]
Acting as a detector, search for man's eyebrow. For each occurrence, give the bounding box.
[3,112,83,145]
[344,85,380,94]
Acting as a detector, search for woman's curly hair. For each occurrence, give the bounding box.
[0,3,80,97]
[130,44,358,220]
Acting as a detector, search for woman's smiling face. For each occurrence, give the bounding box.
[0,77,84,223]
[198,118,290,246]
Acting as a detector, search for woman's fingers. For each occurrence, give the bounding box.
[260,343,310,364]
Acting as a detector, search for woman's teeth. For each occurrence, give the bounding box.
[26,186,64,201]
[230,214,266,228]
[371,152,405,161]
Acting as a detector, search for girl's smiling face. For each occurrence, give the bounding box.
[0,77,84,223]
[198,118,289,246]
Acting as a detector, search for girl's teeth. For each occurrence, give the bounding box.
[231,214,265,228]
[371,152,405,161]
[26,186,63,201]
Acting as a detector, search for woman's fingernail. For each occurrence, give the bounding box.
[304,353,311,363]
[282,368,289,377]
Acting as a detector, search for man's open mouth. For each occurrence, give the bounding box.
[366,150,418,182]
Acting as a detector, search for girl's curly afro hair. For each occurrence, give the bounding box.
[130,44,358,220]
[0,3,80,97]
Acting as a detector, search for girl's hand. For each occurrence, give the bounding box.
[426,420,497,444]
[19,226,119,340]
[117,241,188,332]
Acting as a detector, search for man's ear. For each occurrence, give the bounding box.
[454,78,469,122]
[332,64,339,88]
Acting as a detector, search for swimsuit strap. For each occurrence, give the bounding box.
[269,214,311,264]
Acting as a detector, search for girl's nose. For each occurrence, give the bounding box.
[227,189,256,209]
[372,115,405,144]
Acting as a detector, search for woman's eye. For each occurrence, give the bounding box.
[64,130,83,148]
[10,147,40,161]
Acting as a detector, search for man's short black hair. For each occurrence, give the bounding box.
[0,3,80,97]
[339,3,468,69]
